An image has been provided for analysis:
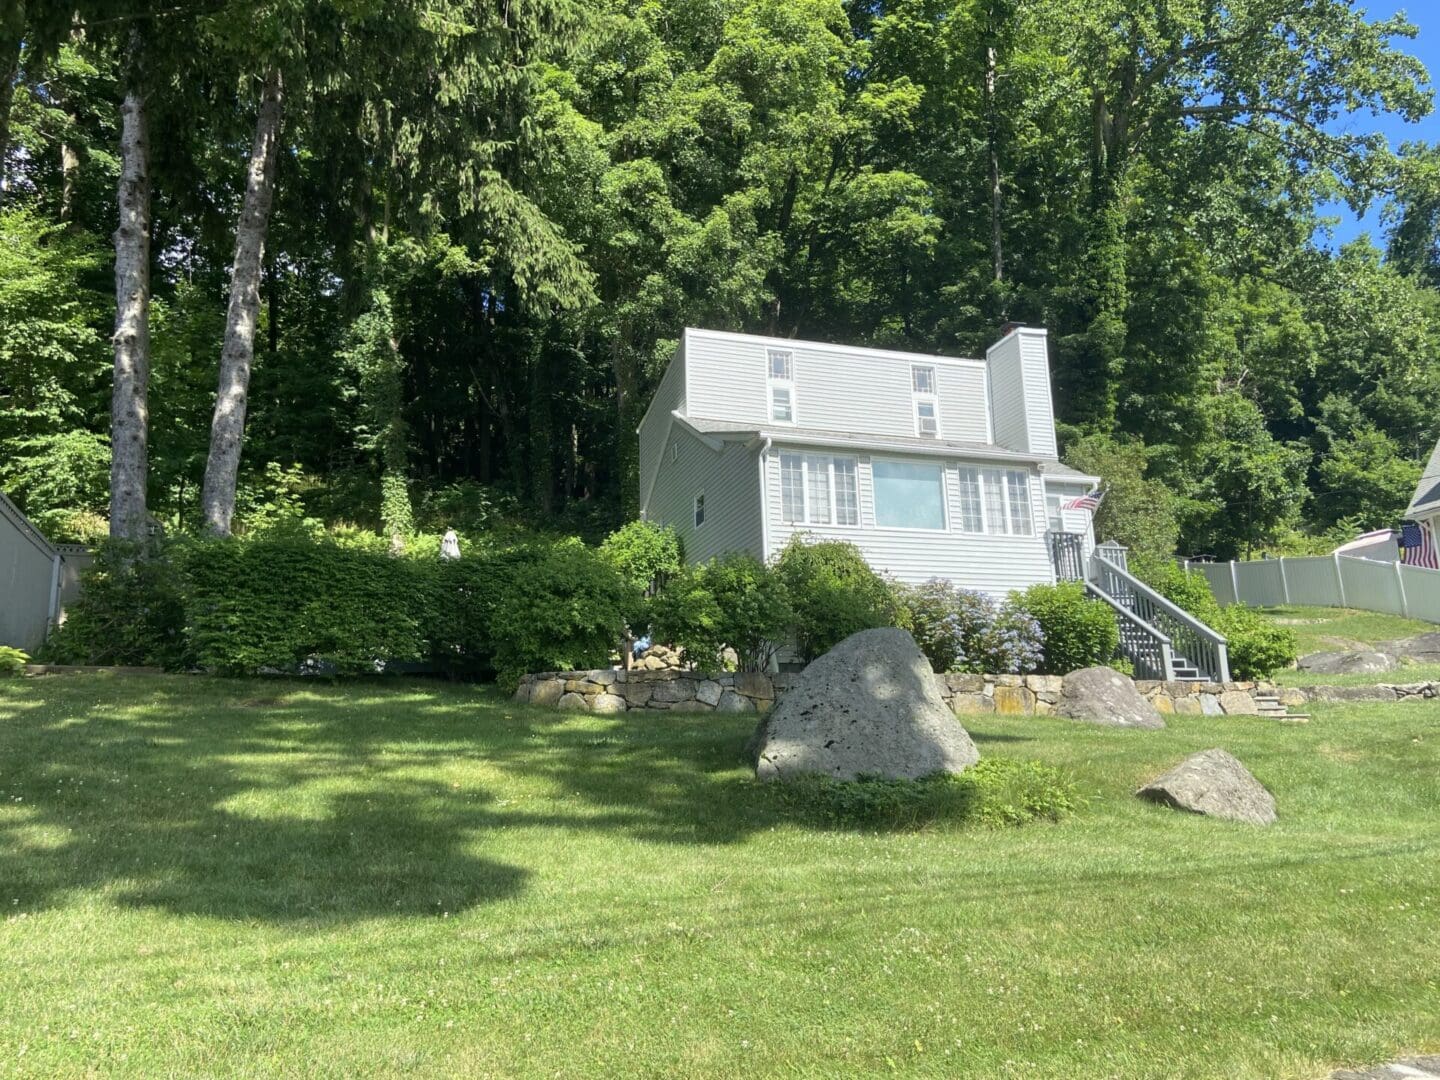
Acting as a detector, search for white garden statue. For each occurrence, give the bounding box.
[440,529,461,561]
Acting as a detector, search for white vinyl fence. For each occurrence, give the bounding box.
[1186,553,1440,622]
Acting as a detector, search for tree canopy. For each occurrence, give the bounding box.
[1,0,1437,558]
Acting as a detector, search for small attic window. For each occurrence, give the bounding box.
[694,492,706,528]
[670,441,679,464]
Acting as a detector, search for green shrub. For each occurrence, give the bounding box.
[599,520,683,593]
[651,553,792,672]
[0,646,29,676]
[772,536,896,662]
[769,759,1078,830]
[488,541,636,689]
[1017,581,1120,674]
[1132,558,1295,678]
[893,579,1044,673]
[43,543,190,668]
[427,543,555,679]
[1215,603,1298,679]
[185,536,430,675]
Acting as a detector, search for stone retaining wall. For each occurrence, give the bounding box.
[1303,681,1440,702]
[513,668,1289,717]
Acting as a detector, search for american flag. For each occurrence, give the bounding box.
[1062,486,1104,512]
[1399,520,1439,569]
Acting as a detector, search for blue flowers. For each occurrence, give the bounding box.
[898,579,1045,674]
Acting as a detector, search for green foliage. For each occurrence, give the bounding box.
[1132,557,1297,679]
[43,545,190,669]
[488,542,635,690]
[0,430,110,542]
[185,537,430,676]
[772,537,897,663]
[599,520,684,595]
[651,553,792,672]
[770,759,1078,831]
[1311,424,1422,530]
[1017,582,1119,675]
[893,579,1044,674]
[1215,604,1300,681]
[1063,435,1178,563]
[0,647,29,676]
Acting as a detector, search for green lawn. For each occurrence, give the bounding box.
[1,676,1437,1078]
[1253,605,1440,686]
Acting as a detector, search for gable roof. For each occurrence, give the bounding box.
[1407,437,1440,518]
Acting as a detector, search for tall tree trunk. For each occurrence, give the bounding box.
[201,67,284,536]
[0,34,20,196]
[985,42,1004,285]
[109,43,152,543]
[60,141,80,220]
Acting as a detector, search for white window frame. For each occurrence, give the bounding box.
[670,441,679,464]
[973,467,1034,536]
[693,491,706,529]
[768,349,796,424]
[911,365,940,438]
[1044,482,1088,532]
[779,452,859,527]
[871,457,949,532]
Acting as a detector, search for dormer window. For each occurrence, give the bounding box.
[912,365,939,437]
[768,349,795,423]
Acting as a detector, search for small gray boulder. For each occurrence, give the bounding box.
[1136,748,1277,825]
[1056,666,1165,729]
[750,628,979,782]
[1297,649,1395,674]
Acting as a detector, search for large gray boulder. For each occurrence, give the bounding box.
[1055,666,1165,729]
[1380,631,1440,663]
[1297,649,1395,674]
[750,628,979,782]
[1136,748,1277,825]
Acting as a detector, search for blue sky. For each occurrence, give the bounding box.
[1314,3,1440,249]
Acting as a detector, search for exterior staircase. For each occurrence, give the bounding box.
[1050,535,1230,683]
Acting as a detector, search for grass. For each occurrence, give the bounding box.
[1,676,1437,1078]
[1253,605,1440,686]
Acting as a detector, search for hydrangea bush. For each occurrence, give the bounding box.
[896,579,1044,674]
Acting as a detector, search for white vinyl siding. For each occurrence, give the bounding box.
[636,336,689,517]
[781,452,859,526]
[985,328,1056,457]
[648,425,763,565]
[764,450,1053,596]
[683,329,989,442]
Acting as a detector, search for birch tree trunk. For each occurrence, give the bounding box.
[109,64,152,542]
[0,36,20,196]
[201,67,284,536]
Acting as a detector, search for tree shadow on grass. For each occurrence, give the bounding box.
[0,682,539,923]
[0,677,783,921]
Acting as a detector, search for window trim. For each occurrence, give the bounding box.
[871,456,949,532]
[779,451,860,528]
[768,348,797,425]
[970,466,1034,537]
[911,364,941,438]
[693,491,706,529]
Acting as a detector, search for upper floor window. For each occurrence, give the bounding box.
[780,452,858,526]
[768,349,795,423]
[873,459,947,530]
[959,467,1033,536]
[694,492,706,528]
[912,365,939,437]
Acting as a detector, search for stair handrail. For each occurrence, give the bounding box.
[1083,579,1175,680]
[1089,554,1230,682]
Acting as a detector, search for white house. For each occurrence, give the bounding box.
[637,325,1099,596]
[1406,439,1440,552]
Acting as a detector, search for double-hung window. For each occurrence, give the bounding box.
[768,349,795,423]
[693,492,706,528]
[911,365,940,437]
[780,452,858,526]
[960,466,1034,535]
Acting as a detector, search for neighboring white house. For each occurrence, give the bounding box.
[637,325,1099,596]
[1406,438,1440,547]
